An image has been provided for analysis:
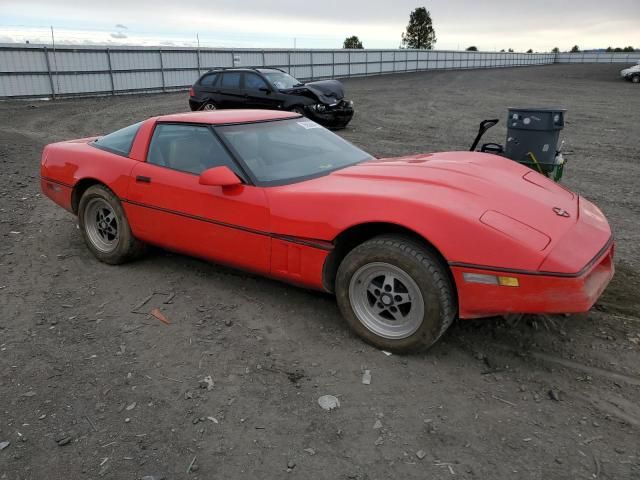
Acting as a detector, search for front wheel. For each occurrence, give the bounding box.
[335,235,456,353]
[78,185,145,264]
[632,75,640,84]
[291,106,306,116]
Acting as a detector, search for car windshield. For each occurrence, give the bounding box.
[216,119,373,185]
[262,71,303,90]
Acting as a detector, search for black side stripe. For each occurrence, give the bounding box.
[121,198,334,251]
[41,176,74,189]
[449,236,613,279]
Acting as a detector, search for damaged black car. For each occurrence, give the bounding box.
[188,67,354,129]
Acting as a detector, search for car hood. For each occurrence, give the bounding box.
[334,152,579,239]
[621,65,640,74]
[280,79,345,105]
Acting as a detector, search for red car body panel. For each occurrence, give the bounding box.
[40,110,614,319]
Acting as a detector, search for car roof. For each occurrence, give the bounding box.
[157,110,300,125]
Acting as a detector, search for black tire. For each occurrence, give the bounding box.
[632,75,640,84]
[78,185,145,265]
[291,106,306,116]
[335,235,456,353]
[201,101,218,111]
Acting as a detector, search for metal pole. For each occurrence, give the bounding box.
[332,50,335,78]
[159,49,166,92]
[50,26,60,97]
[348,50,351,77]
[287,50,291,75]
[43,46,56,100]
[106,48,115,95]
[196,47,201,76]
[380,50,382,74]
[310,50,314,80]
[261,49,266,67]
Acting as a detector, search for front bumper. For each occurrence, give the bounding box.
[305,101,354,128]
[453,239,615,319]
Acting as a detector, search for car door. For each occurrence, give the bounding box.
[217,72,246,109]
[125,122,271,274]
[196,72,221,106]
[243,72,281,110]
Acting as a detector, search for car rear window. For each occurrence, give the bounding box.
[92,121,142,156]
[221,72,242,88]
[199,73,218,86]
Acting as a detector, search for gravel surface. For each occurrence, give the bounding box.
[1,63,639,479]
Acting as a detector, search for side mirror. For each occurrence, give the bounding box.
[259,87,271,93]
[199,166,242,187]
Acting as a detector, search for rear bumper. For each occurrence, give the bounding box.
[453,239,615,318]
[41,177,74,213]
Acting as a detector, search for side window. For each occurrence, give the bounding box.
[244,73,269,91]
[92,121,142,156]
[220,72,241,88]
[147,124,237,176]
[199,73,218,86]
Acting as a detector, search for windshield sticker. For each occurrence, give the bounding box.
[297,121,321,129]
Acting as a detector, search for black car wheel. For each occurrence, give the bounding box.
[291,106,306,116]
[632,75,640,84]
[78,185,145,264]
[335,235,456,353]
[202,102,218,111]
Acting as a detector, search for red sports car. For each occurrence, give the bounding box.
[40,110,614,352]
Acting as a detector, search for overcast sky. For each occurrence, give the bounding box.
[1,0,638,51]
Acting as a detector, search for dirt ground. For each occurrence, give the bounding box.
[1,63,639,480]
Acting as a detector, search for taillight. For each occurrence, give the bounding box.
[188,87,195,97]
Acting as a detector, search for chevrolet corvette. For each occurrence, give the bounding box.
[40,110,614,352]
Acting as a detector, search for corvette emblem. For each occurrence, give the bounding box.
[553,207,570,218]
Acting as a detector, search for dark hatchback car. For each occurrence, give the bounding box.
[188,67,354,128]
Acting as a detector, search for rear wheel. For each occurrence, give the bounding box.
[335,235,456,353]
[632,75,640,84]
[202,102,218,110]
[78,185,144,264]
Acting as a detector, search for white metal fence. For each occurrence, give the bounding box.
[556,51,640,64]
[0,43,636,99]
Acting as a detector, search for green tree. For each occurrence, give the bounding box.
[614,47,623,52]
[605,46,613,52]
[623,46,635,52]
[552,47,559,53]
[343,36,364,49]
[570,45,580,53]
[508,48,514,53]
[526,49,533,53]
[401,7,437,49]
[466,46,478,51]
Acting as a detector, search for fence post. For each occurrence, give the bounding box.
[159,49,166,92]
[261,49,266,68]
[310,50,314,80]
[288,50,292,75]
[348,50,351,77]
[43,46,56,100]
[196,47,201,76]
[332,50,335,78]
[379,50,383,73]
[106,48,115,95]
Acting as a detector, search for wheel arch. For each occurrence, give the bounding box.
[322,222,456,298]
[71,178,109,214]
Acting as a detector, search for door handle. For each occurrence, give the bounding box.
[136,175,151,183]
